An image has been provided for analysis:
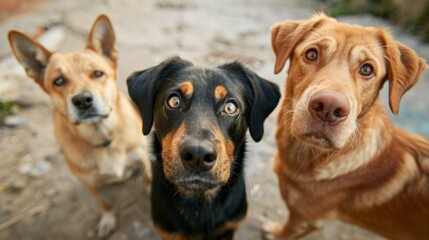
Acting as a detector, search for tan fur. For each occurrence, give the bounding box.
[8,15,150,237]
[155,225,188,240]
[215,85,229,100]
[179,81,194,98]
[265,13,429,240]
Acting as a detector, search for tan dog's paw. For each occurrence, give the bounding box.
[261,221,284,240]
[97,211,116,238]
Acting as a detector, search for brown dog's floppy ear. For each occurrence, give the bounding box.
[219,62,281,142]
[8,30,52,85]
[86,14,118,64]
[379,29,428,115]
[127,57,193,135]
[271,13,336,74]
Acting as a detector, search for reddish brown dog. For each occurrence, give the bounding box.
[8,15,150,237]
[264,13,429,240]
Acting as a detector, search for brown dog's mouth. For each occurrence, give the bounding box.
[300,132,333,148]
[175,175,223,192]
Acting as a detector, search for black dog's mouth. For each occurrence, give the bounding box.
[175,175,223,192]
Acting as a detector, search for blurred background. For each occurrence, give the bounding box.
[0,0,428,239]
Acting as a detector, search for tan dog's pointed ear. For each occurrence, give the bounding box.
[8,30,52,84]
[380,30,428,115]
[271,13,336,74]
[87,14,118,64]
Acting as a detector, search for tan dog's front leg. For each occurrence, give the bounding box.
[64,158,118,237]
[85,183,116,238]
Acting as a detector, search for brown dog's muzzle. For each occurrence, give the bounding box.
[308,91,350,126]
[179,139,218,172]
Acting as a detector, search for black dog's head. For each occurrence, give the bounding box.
[127,57,280,195]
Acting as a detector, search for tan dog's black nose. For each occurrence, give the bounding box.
[180,140,217,172]
[309,91,350,125]
[72,92,94,109]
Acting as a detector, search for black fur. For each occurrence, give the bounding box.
[151,134,247,239]
[127,56,280,239]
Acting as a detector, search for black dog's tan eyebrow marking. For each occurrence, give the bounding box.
[179,81,194,98]
[215,85,228,100]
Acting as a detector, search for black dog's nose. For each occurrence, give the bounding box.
[72,92,93,109]
[180,140,217,172]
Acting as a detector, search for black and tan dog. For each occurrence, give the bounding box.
[127,57,280,239]
[8,15,150,237]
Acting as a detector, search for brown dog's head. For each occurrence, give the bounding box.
[272,13,427,150]
[8,15,118,124]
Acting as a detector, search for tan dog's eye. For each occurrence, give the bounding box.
[167,95,181,109]
[359,64,374,77]
[305,49,318,61]
[223,101,238,115]
[53,76,66,87]
[93,70,104,78]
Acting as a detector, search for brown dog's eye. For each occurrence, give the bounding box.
[305,49,318,61]
[167,95,181,109]
[93,70,104,78]
[223,101,238,115]
[359,64,374,77]
[53,76,66,87]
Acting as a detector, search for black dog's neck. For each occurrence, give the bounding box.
[151,133,248,238]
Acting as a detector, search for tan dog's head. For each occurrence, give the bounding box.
[8,15,118,124]
[272,13,427,150]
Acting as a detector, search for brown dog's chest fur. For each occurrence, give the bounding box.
[275,98,429,239]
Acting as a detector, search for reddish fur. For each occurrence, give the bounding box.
[266,13,429,240]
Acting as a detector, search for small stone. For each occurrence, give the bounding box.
[3,115,27,128]
[19,163,32,175]
[252,184,261,195]
[19,159,52,177]
[45,188,59,197]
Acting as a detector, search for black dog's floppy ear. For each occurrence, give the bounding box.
[127,56,192,135]
[219,62,281,142]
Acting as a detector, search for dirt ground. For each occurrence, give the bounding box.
[1,0,428,239]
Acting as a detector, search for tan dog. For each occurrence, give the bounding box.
[8,15,150,237]
[263,13,429,240]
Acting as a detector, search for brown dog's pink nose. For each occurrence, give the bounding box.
[309,91,350,125]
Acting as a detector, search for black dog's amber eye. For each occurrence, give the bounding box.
[167,95,181,109]
[224,101,238,115]
[93,70,104,78]
[305,49,318,61]
[359,64,374,77]
[53,76,66,87]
